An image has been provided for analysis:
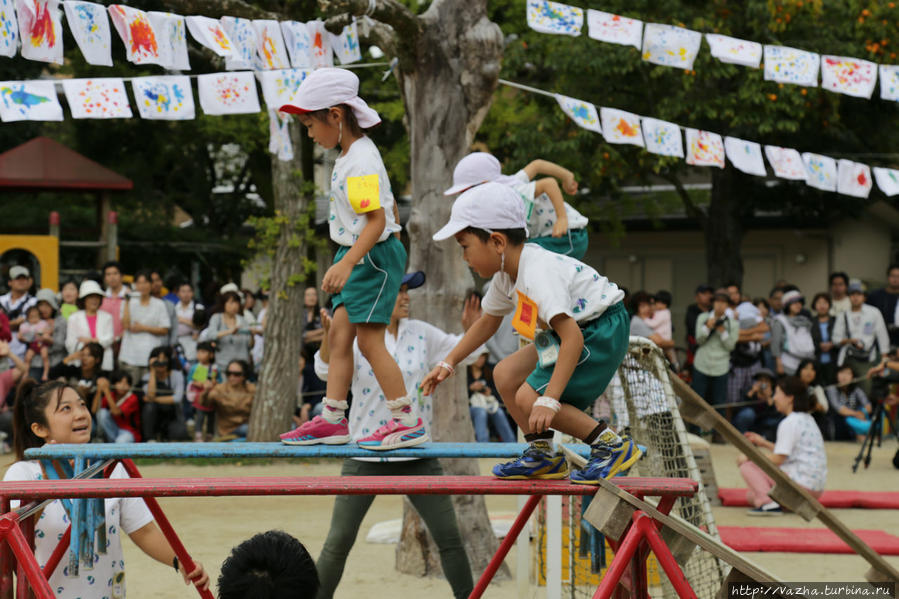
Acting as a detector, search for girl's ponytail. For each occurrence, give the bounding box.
[12,379,68,461]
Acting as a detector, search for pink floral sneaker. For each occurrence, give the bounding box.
[358,418,429,451]
[280,416,351,445]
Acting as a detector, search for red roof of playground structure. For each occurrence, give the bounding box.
[0,136,133,192]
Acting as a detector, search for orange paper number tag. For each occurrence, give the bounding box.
[512,290,539,341]
[347,174,381,214]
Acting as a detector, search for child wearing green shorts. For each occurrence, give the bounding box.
[422,182,640,483]
[278,68,425,450]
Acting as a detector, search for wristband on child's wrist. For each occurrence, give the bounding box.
[534,396,561,413]
[437,361,455,376]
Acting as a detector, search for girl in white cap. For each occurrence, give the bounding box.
[278,68,424,449]
[445,152,590,258]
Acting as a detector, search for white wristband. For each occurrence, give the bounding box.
[437,360,455,376]
[534,396,561,413]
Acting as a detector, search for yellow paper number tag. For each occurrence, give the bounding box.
[347,174,381,214]
[512,290,539,341]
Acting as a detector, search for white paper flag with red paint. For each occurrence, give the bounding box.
[586,9,641,49]
[641,117,683,157]
[108,4,161,65]
[685,128,725,168]
[305,19,332,68]
[836,159,872,198]
[555,94,601,133]
[802,152,838,192]
[253,19,290,70]
[186,15,233,57]
[764,145,806,180]
[600,107,643,146]
[62,77,132,119]
[16,0,63,64]
[148,12,190,71]
[198,71,260,115]
[706,33,762,68]
[724,137,766,176]
[821,55,877,99]
[873,167,899,197]
[642,23,702,71]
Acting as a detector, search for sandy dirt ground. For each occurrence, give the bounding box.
[110,441,899,598]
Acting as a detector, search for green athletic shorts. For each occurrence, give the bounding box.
[332,235,407,324]
[527,228,588,260]
[526,301,629,411]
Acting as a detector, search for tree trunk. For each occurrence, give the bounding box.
[248,120,309,440]
[704,168,745,288]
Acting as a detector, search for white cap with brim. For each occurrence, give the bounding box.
[9,265,30,279]
[433,182,528,241]
[444,152,521,196]
[278,67,381,128]
[78,280,104,300]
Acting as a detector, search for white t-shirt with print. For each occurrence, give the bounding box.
[773,411,828,492]
[3,461,154,599]
[481,244,623,336]
[509,170,588,238]
[329,136,401,247]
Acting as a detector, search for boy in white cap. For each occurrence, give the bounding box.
[277,68,424,449]
[445,152,590,258]
[422,182,640,483]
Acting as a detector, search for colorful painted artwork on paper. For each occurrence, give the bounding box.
[641,117,683,157]
[526,0,583,37]
[108,4,160,65]
[0,0,20,58]
[879,65,899,102]
[723,137,766,177]
[148,11,190,71]
[306,20,332,68]
[763,45,820,87]
[197,71,260,115]
[281,20,311,67]
[132,75,194,120]
[62,78,133,119]
[186,15,233,57]
[585,9,641,49]
[801,152,838,192]
[221,16,256,70]
[268,109,293,162]
[253,19,290,70]
[0,80,63,121]
[763,145,806,180]
[600,107,643,146]
[259,68,309,109]
[16,0,63,64]
[554,94,601,133]
[873,167,899,197]
[836,159,872,198]
[685,128,725,168]
[642,23,702,70]
[62,1,112,66]
[820,55,877,99]
[330,20,361,65]
[705,33,762,68]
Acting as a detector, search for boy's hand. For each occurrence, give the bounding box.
[562,175,578,195]
[551,215,569,238]
[529,405,556,433]
[322,260,353,294]
[421,363,452,396]
[461,295,481,331]
[179,559,210,591]
[320,308,332,333]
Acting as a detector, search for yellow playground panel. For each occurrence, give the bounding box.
[0,235,59,291]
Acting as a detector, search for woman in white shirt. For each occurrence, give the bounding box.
[65,280,114,371]
[737,376,827,515]
[3,378,209,598]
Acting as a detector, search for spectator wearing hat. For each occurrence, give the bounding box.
[100,261,129,359]
[691,290,740,408]
[833,281,889,395]
[771,290,816,376]
[1,265,37,359]
[865,263,899,347]
[25,289,68,381]
[733,368,782,441]
[120,271,172,385]
[66,280,115,372]
[685,284,713,368]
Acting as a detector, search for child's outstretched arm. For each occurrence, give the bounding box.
[322,208,386,294]
[534,178,569,238]
[523,159,578,194]
[421,312,503,395]
[529,314,583,433]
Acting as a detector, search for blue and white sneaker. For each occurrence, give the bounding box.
[570,436,642,485]
[492,441,569,480]
[358,418,429,450]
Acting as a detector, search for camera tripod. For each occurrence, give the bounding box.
[852,398,897,472]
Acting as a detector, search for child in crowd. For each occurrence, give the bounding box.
[645,290,677,367]
[96,369,141,443]
[4,379,209,597]
[59,280,79,320]
[423,183,640,483]
[826,364,871,441]
[187,341,220,442]
[278,68,419,450]
[18,305,52,381]
[217,530,319,599]
[445,152,590,258]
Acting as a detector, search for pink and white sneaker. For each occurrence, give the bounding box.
[358,418,429,451]
[280,416,351,445]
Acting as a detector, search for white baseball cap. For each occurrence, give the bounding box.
[433,182,527,241]
[279,68,381,128]
[9,265,30,279]
[444,152,520,196]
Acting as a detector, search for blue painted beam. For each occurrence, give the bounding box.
[25,442,592,461]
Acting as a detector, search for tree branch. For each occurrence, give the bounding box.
[318,0,417,45]
[159,0,278,20]
[663,172,707,225]
[325,13,397,57]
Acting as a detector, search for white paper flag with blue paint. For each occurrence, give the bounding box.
[0,0,19,58]
[269,109,293,162]
[148,12,190,71]
[0,80,63,121]
[63,1,112,66]
[879,65,899,102]
[642,23,702,70]
[221,16,256,70]
[586,9,642,49]
[836,159,872,198]
[802,152,837,192]
[724,137,766,176]
[330,20,361,65]
[873,167,899,197]
[281,20,311,67]
[764,45,820,87]
[132,75,194,120]
[600,107,643,146]
[641,117,682,157]
[258,68,309,109]
[554,94,601,133]
[706,33,761,68]
[526,0,583,37]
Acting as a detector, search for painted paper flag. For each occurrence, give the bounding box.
[764,45,820,87]
[873,167,899,197]
[108,4,161,65]
[0,0,20,57]
[685,129,725,168]
[132,75,194,120]
[62,78,132,119]
[221,16,256,70]
[306,20,332,68]
[186,15,233,57]
[330,20,361,65]
[641,117,683,157]
[526,0,583,37]
[258,68,309,109]
[879,65,899,102]
[802,152,838,192]
[764,145,806,180]
[148,12,189,71]
[198,71,260,115]
[0,80,63,121]
[821,55,877,99]
[63,1,111,66]
[706,33,762,68]
[269,109,293,162]
[281,20,311,67]
[253,19,289,70]
[600,107,643,146]
[724,137,766,176]
[554,94,601,133]
[16,0,63,64]
[836,159,872,198]
[642,23,702,70]
[586,9,641,49]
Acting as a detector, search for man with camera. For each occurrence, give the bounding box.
[834,282,889,396]
[733,369,782,441]
[691,289,740,408]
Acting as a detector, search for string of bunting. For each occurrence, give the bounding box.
[526,0,899,102]
[498,78,899,199]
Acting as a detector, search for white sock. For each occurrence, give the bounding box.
[321,398,348,424]
[386,395,417,427]
[595,428,622,446]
